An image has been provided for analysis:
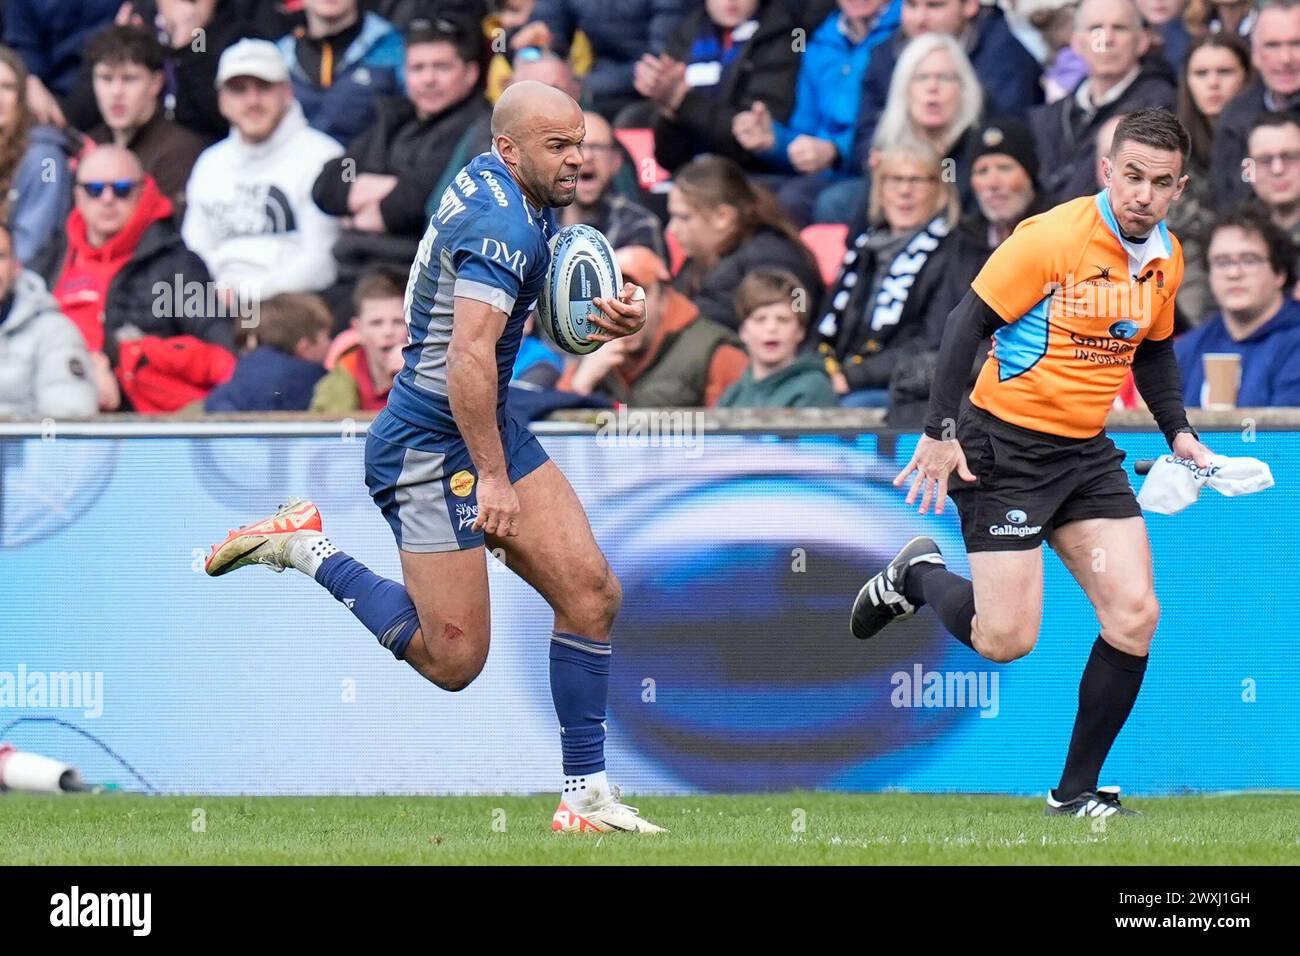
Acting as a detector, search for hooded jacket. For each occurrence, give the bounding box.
[0,270,97,419]
[32,177,235,360]
[8,125,74,266]
[278,11,406,146]
[717,353,838,408]
[183,100,344,299]
[1175,298,1300,408]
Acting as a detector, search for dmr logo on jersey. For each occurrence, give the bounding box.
[481,238,528,278]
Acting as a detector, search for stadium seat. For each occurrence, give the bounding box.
[801,224,849,286]
[613,128,670,191]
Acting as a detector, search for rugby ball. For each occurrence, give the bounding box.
[537,224,623,355]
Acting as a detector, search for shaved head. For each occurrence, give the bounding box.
[491,79,581,139]
[79,144,145,182]
[491,80,586,209]
[75,145,148,247]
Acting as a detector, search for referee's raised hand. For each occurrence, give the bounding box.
[894,435,977,516]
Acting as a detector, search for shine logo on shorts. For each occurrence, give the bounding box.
[455,502,478,531]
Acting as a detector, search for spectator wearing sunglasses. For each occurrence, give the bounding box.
[311,17,489,324]
[30,145,232,410]
[278,0,406,145]
[183,40,344,305]
[83,24,204,209]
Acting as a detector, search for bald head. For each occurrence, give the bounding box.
[79,145,145,183]
[492,79,581,140]
[75,145,148,247]
[491,80,585,209]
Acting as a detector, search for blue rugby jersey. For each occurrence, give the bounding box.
[386,149,555,434]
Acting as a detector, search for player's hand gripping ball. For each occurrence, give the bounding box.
[537,224,643,354]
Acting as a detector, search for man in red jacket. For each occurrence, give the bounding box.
[35,145,233,410]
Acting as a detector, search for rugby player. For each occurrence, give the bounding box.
[852,108,1216,818]
[205,82,665,833]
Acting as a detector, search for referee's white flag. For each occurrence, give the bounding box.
[1137,454,1275,514]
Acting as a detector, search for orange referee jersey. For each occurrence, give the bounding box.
[969,190,1183,438]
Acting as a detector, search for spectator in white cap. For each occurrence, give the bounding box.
[182,38,344,305]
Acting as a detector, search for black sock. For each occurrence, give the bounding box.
[905,563,976,648]
[1056,635,1148,801]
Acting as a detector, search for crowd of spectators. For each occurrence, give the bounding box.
[0,0,1297,422]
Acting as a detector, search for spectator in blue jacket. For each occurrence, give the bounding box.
[0,46,73,266]
[730,0,902,226]
[205,293,333,412]
[2,0,119,127]
[1175,205,1300,408]
[512,0,685,121]
[277,0,406,145]
[850,0,1042,173]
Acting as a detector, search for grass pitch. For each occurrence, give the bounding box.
[2,792,1297,865]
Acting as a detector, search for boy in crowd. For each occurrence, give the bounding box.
[205,293,333,412]
[311,271,407,413]
[718,269,838,408]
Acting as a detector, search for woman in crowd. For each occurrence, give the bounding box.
[815,142,960,408]
[817,32,984,225]
[666,155,822,331]
[0,46,72,265]
[1174,31,1252,326]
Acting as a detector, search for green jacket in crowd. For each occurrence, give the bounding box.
[717,354,839,408]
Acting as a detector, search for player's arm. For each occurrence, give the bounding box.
[1131,249,1213,467]
[922,290,1006,441]
[895,290,1005,515]
[447,297,518,537]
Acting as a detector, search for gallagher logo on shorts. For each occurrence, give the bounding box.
[1108,319,1140,340]
[990,509,1041,537]
[449,470,476,497]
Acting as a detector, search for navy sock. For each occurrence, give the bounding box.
[906,563,976,648]
[549,631,610,775]
[1056,635,1148,801]
[315,553,421,659]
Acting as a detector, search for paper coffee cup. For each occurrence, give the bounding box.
[1203,353,1241,409]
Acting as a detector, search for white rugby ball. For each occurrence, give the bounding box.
[537,224,623,355]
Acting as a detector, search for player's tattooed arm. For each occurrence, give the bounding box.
[448,297,520,536]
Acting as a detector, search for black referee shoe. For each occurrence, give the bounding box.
[850,536,945,640]
[1045,786,1143,818]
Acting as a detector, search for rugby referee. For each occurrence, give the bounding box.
[853,108,1215,818]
